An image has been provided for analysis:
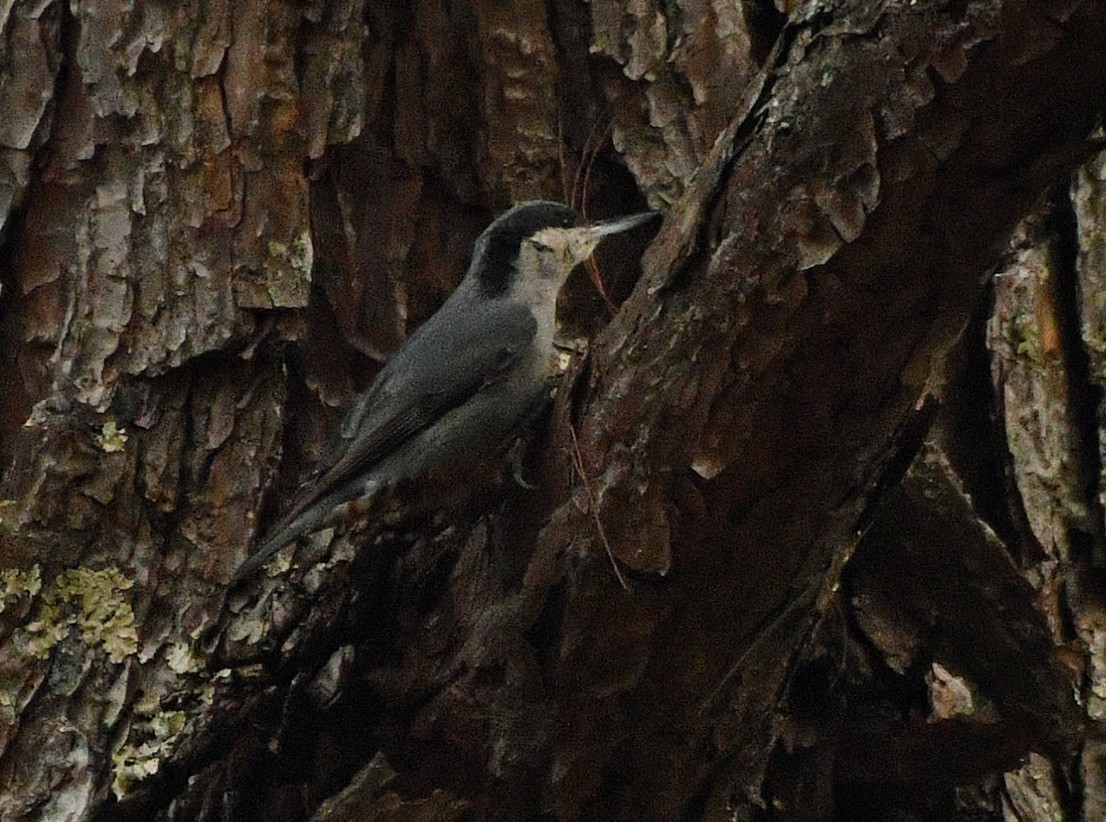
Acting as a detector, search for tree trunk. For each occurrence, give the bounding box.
[2,0,1106,820]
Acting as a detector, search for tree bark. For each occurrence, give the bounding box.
[1,0,1106,820]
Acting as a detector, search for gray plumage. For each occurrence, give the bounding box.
[232,201,655,583]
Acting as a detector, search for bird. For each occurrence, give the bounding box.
[231,200,657,583]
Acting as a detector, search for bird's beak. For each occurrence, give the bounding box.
[586,211,659,237]
[572,211,658,304]
[559,210,659,263]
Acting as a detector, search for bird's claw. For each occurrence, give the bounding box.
[509,443,539,490]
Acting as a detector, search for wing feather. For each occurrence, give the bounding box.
[239,296,537,576]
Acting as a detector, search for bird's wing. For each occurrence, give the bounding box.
[257,297,537,546]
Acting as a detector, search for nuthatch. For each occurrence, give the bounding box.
[232,200,656,583]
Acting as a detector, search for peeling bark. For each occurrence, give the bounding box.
[1,0,1105,821]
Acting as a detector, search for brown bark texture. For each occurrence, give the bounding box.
[1,0,1106,820]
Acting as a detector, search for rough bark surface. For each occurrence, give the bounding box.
[1,0,1106,820]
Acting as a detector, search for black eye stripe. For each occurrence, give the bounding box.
[472,202,579,296]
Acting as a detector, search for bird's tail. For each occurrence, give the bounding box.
[230,500,331,585]
[230,479,378,585]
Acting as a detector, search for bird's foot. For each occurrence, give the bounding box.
[506,437,540,490]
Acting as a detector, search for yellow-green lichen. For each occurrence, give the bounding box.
[0,499,22,535]
[111,693,189,798]
[1013,322,1042,362]
[17,568,139,663]
[97,420,129,453]
[165,641,202,675]
[263,229,314,308]
[0,566,42,612]
[110,651,226,797]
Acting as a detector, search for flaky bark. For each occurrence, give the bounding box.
[2,0,1106,820]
